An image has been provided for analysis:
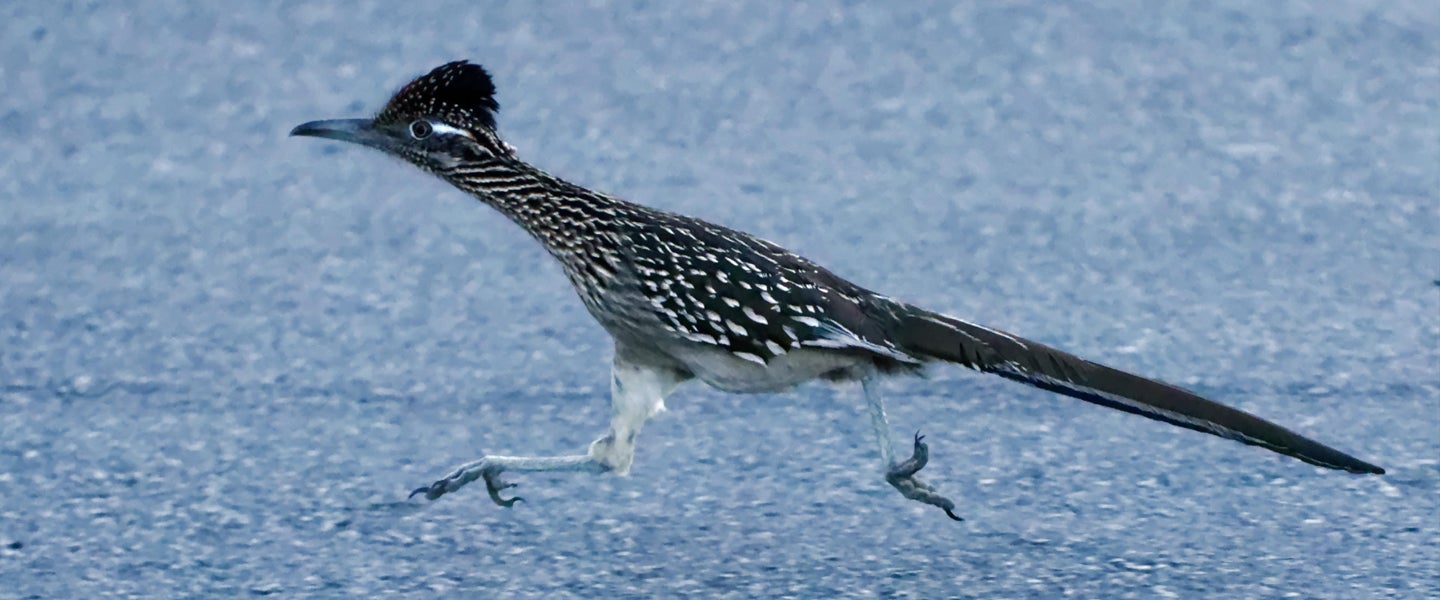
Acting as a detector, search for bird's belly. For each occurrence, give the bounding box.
[669,345,867,393]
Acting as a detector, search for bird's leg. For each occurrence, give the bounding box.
[862,375,962,521]
[585,358,681,476]
[411,453,602,504]
[411,353,684,506]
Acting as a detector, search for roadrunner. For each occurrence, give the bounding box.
[292,61,1383,520]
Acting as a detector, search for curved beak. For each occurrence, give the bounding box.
[289,118,387,150]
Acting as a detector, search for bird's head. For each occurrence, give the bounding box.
[291,60,515,174]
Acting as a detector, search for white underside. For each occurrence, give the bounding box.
[669,344,869,393]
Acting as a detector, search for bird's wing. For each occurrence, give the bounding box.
[622,215,919,366]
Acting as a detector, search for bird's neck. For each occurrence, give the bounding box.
[443,156,629,287]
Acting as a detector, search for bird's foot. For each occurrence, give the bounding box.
[885,432,962,521]
[408,457,523,507]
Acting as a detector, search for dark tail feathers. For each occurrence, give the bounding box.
[889,306,1384,475]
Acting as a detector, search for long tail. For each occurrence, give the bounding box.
[887,305,1384,474]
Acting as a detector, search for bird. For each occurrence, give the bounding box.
[291,60,1384,520]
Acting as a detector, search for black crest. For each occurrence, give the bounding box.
[379,60,500,130]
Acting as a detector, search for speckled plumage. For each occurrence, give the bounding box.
[393,63,925,383]
[380,61,499,131]
[290,60,1384,518]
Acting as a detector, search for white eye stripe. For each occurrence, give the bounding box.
[428,122,475,140]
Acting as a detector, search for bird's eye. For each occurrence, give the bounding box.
[408,120,433,139]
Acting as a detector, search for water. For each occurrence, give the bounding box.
[2,2,1436,597]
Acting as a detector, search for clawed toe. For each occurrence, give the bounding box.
[409,477,458,501]
[483,468,523,508]
[407,458,522,507]
[887,429,931,479]
[884,430,963,521]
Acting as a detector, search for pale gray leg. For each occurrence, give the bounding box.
[412,354,685,506]
[862,375,962,521]
[410,453,603,505]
